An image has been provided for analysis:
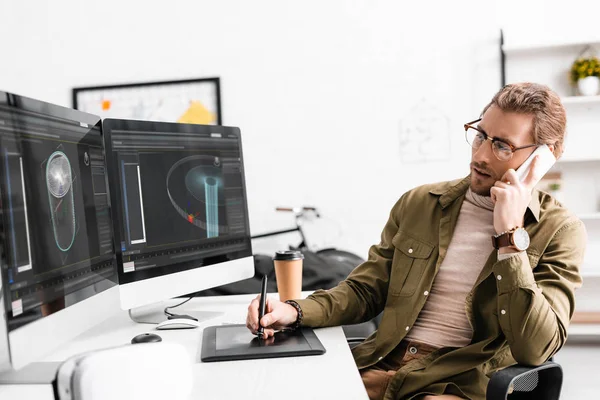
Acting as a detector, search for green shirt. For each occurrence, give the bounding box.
[294,176,586,400]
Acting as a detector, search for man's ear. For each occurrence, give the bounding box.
[548,144,555,155]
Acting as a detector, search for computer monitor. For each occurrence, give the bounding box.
[0,92,120,370]
[102,119,254,314]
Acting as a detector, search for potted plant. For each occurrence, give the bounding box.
[570,56,600,96]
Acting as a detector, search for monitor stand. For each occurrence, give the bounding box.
[128,301,224,325]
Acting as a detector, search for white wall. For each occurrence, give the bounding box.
[0,0,496,256]
[2,1,600,397]
[0,0,597,257]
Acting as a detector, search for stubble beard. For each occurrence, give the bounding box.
[470,175,493,197]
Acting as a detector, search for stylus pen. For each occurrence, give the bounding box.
[257,274,268,338]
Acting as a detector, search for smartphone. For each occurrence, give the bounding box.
[515,144,556,186]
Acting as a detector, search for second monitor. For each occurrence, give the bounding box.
[102,119,254,312]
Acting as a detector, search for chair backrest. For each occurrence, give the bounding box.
[510,369,539,394]
[487,361,563,400]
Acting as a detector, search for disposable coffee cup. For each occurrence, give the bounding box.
[273,250,304,302]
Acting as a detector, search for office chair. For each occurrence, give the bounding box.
[486,360,562,400]
[345,331,563,400]
[342,313,383,350]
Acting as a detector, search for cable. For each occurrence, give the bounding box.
[127,297,195,324]
[164,297,194,319]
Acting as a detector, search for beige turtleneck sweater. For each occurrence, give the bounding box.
[404,188,516,348]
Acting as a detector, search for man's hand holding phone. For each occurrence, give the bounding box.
[491,145,556,246]
[491,159,538,237]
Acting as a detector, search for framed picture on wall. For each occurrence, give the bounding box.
[72,77,222,125]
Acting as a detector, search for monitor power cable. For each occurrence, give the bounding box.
[127,297,196,324]
[164,297,198,321]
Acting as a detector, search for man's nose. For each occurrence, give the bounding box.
[473,139,494,162]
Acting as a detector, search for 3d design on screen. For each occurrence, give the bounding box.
[167,155,226,237]
[4,151,33,273]
[45,150,76,252]
[202,176,219,237]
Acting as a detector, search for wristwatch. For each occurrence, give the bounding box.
[492,227,530,251]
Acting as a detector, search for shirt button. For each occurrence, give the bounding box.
[497,275,502,281]
[378,356,383,361]
[409,346,418,354]
[501,309,506,315]
[408,248,413,254]
[405,326,410,331]
[424,291,429,296]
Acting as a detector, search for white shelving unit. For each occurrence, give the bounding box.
[569,323,600,337]
[502,31,600,333]
[581,266,600,278]
[579,213,600,221]
[561,95,600,105]
[558,157,600,164]
[502,39,600,54]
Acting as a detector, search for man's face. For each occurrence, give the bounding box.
[470,105,536,196]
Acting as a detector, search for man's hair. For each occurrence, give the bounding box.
[481,82,566,158]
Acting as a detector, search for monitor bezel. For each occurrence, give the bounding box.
[102,118,253,288]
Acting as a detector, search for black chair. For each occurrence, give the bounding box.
[486,361,563,400]
[342,313,383,350]
[344,323,563,400]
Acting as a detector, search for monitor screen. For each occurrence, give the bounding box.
[0,92,118,333]
[102,119,252,286]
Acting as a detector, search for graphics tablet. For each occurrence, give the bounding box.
[200,324,326,362]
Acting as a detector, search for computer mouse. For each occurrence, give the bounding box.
[156,318,201,330]
[131,333,162,344]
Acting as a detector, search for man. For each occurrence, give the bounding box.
[246,83,586,400]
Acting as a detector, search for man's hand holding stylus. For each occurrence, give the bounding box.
[246,296,298,339]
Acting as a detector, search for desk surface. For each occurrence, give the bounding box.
[0,293,368,400]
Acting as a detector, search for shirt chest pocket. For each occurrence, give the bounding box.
[389,232,434,297]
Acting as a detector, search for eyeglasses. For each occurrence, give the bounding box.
[464,118,539,161]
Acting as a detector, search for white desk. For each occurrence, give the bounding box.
[0,294,368,400]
